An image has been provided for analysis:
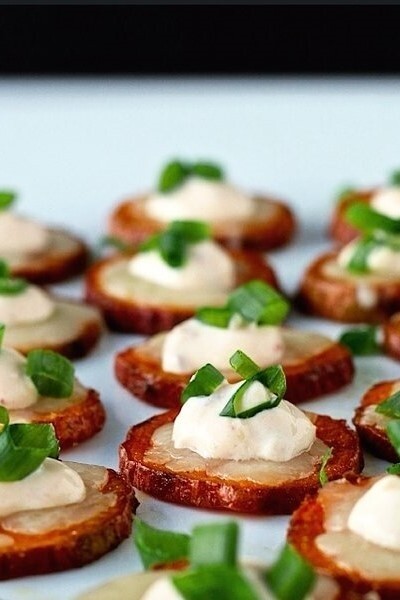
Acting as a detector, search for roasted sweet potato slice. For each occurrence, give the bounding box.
[288,475,400,599]
[353,380,399,463]
[108,196,296,252]
[115,329,354,408]
[85,250,280,334]
[9,380,106,450]
[297,251,400,323]
[9,228,89,284]
[0,461,136,580]
[383,313,400,361]
[120,409,363,515]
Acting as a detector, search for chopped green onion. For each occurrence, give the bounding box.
[319,447,333,486]
[172,565,259,600]
[229,350,260,380]
[181,363,224,404]
[346,235,378,273]
[219,378,281,419]
[195,306,232,328]
[386,420,400,458]
[265,544,316,600]
[345,202,400,234]
[387,462,400,475]
[190,522,238,568]
[390,170,400,187]
[0,277,28,295]
[25,350,74,398]
[376,391,400,419]
[0,406,59,481]
[228,280,290,325]
[134,518,190,569]
[191,162,224,181]
[158,160,191,193]
[0,190,16,210]
[339,326,381,356]
[0,260,10,278]
[254,364,286,399]
[168,220,211,242]
[159,229,187,267]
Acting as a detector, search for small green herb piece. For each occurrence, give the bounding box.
[0,406,59,481]
[0,260,28,296]
[265,544,316,600]
[134,518,190,569]
[191,162,224,181]
[0,190,16,210]
[345,202,400,234]
[390,169,400,187]
[229,350,260,380]
[172,565,259,600]
[195,306,232,328]
[387,462,400,475]
[376,391,400,419]
[0,261,9,278]
[319,447,333,486]
[339,326,381,356]
[181,363,224,404]
[26,350,74,398]
[190,522,238,568]
[386,420,400,457]
[158,160,224,193]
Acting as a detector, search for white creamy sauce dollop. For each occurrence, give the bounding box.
[338,238,400,277]
[0,284,55,326]
[0,347,38,409]
[347,475,400,551]
[0,458,86,518]
[371,187,400,219]
[145,177,255,223]
[128,240,235,291]
[162,318,284,373]
[0,212,49,254]
[172,381,316,462]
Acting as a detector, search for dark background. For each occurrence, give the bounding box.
[0,6,399,76]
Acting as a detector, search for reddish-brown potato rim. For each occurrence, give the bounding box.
[288,475,400,599]
[119,409,363,515]
[329,191,374,245]
[108,196,297,252]
[383,314,400,361]
[353,380,399,463]
[0,467,137,580]
[85,250,280,334]
[11,229,89,285]
[115,341,354,409]
[297,251,400,323]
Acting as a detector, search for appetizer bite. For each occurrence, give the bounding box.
[288,473,400,599]
[0,261,102,358]
[0,331,105,449]
[116,281,354,408]
[120,351,362,514]
[0,408,135,580]
[0,189,88,283]
[108,159,296,252]
[330,169,400,245]
[86,221,279,334]
[79,520,342,600]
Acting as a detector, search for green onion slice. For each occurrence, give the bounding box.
[0,190,16,210]
[376,391,400,419]
[390,169,400,187]
[0,406,59,481]
[0,277,28,295]
[181,364,224,404]
[345,202,400,234]
[134,518,190,569]
[229,350,260,379]
[25,349,74,398]
[386,420,400,458]
[227,280,290,325]
[0,260,10,278]
[265,544,316,600]
[345,235,378,273]
[339,326,381,356]
[387,462,400,475]
[319,447,333,486]
[172,565,259,600]
[158,160,190,193]
[195,306,232,328]
[191,162,224,181]
[190,522,238,568]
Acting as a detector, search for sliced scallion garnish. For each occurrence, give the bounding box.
[265,544,316,600]
[318,447,333,486]
[190,522,238,568]
[386,419,400,457]
[376,391,400,419]
[390,169,400,187]
[134,518,190,569]
[195,306,232,328]
[181,363,224,404]
[191,162,224,181]
[338,326,381,356]
[0,406,59,481]
[229,350,259,380]
[158,160,223,193]
[346,234,379,273]
[345,202,400,234]
[172,565,259,600]
[387,462,400,475]
[0,190,16,210]
[25,349,74,398]
[0,259,28,295]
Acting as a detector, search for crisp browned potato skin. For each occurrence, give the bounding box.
[353,380,399,463]
[115,341,354,409]
[0,467,137,580]
[11,228,89,284]
[108,196,297,252]
[297,251,400,323]
[120,409,363,515]
[85,250,280,334]
[288,475,400,600]
[329,191,374,246]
